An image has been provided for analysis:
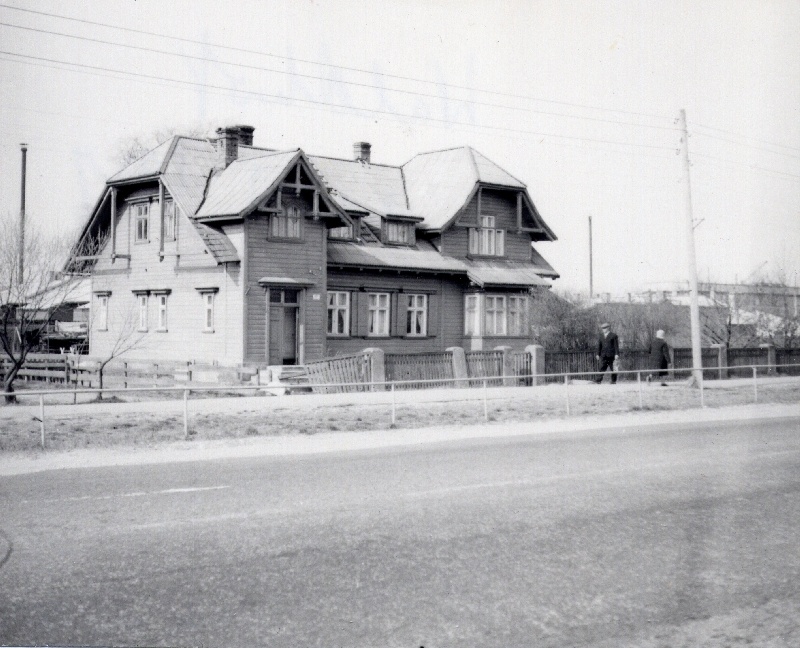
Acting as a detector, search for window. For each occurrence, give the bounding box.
[163,199,176,241]
[137,294,148,331]
[134,203,149,242]
[327,291,350,335]
[464,294,480,336]
[203,293,215,332]
[368,292,390,336]
[95,294,109,331]
[507,295,526,335]
[385,221,414,245]
[468,215,505,256]
[406,294,427,336]
[271,204,302,239]
[484,295,507,335]
[464,293,528,337]
[328,224,354,240]
[156,294,168,331]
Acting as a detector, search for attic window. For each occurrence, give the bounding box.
[469,215,505,257]
[270,204,302,239]
[134,203,149,242]
[384,221,414,246]
[328,223,354,240]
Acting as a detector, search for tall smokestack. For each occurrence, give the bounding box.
[19,143,27,285]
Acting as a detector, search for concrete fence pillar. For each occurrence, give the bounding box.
[494,346,514,386]
[711,344,728,380]
[526,344,545,386]
[759,343,776,375]
[447,346,468,387]
[363,347,386,391]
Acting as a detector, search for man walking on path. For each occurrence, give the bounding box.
[648,329,671,386]
[595,322,620,384]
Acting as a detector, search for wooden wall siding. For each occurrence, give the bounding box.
[89,263,243,365]
[445,189,533,262]
[325,270,466,356]
[89,182,245,366]
[244,201,328,364]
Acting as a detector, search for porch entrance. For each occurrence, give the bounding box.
[268,289,300,365]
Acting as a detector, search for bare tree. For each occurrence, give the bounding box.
[0,215,85,402]
[115,124,211,168]
[529,290,599,350]
[88,306,150,400]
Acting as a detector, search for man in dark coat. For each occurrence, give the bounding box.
[648,329,671,386]
[595,322,619,384]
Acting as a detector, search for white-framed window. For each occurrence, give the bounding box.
[163,199,176,241]
[137,293,148,331]
[385,221,414,245]
[468,215,505,256]
[507,295,526,336]
[203,293,215,332]
[328,224,354,240]
[464,294,480,336]
[368,292,390,336]
[95,294,109,331]
[406,294,427,336]
[327,291,350,335]
[271,204,302,239]
[156,294,168,331]
[484,295,507,335]
[134,203,149,242]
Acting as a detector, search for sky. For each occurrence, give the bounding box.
[1,0,799,295]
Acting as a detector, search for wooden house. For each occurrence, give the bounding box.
[73,126,558,368]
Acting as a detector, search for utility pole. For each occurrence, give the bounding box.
[18,143,28,285]
[588,215,593,298]
[678,110,703,387]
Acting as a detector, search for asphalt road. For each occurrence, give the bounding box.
[2,416,800,646]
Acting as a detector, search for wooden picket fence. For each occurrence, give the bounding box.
[385,351,453,389]
[304,352,372,393]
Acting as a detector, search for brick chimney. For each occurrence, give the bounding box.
[215,125,255,169]
[353,141,371,163]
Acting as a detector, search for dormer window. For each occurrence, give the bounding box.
[270,204,302,239]
[469,215,505,256]
[329,223,355,240]
[384,221,415,246]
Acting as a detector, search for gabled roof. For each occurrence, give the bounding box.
[402,146,526,231]
[196,150,300,218]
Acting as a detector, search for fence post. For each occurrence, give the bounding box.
[759,343,776,376]
[39,394,45,449]
[363,348,386,391]
[753,367,758,402]
[494,346,514,386]
[526,344,545,386]
[183,389,190,438]
[564,374,570,415]
[448,347,469,388]
[124,362,128,389]
[483,379,488,421]
[637,371,643,408]
[391,382,396,426]
[711,343,728,380]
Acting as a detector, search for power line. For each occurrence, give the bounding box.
[0,50,679,152]
[693,151,800,180]
[691,128,800,161]
[690,120,800,154]
[0,21,681,134]
[0,2,673,123]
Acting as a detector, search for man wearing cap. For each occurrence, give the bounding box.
[595,322,620,384]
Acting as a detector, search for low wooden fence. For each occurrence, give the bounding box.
[777,348,800,376]
[0,353,70,384]
[385,351,453,389]
[304,352,372,393]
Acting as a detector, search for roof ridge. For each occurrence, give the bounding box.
[308,153,400,170]
[469,146,527,188]
[159,136,182,175]
[466,147,481,184]
[402,145,470,166]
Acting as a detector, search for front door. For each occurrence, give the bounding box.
[268,289,300,365]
